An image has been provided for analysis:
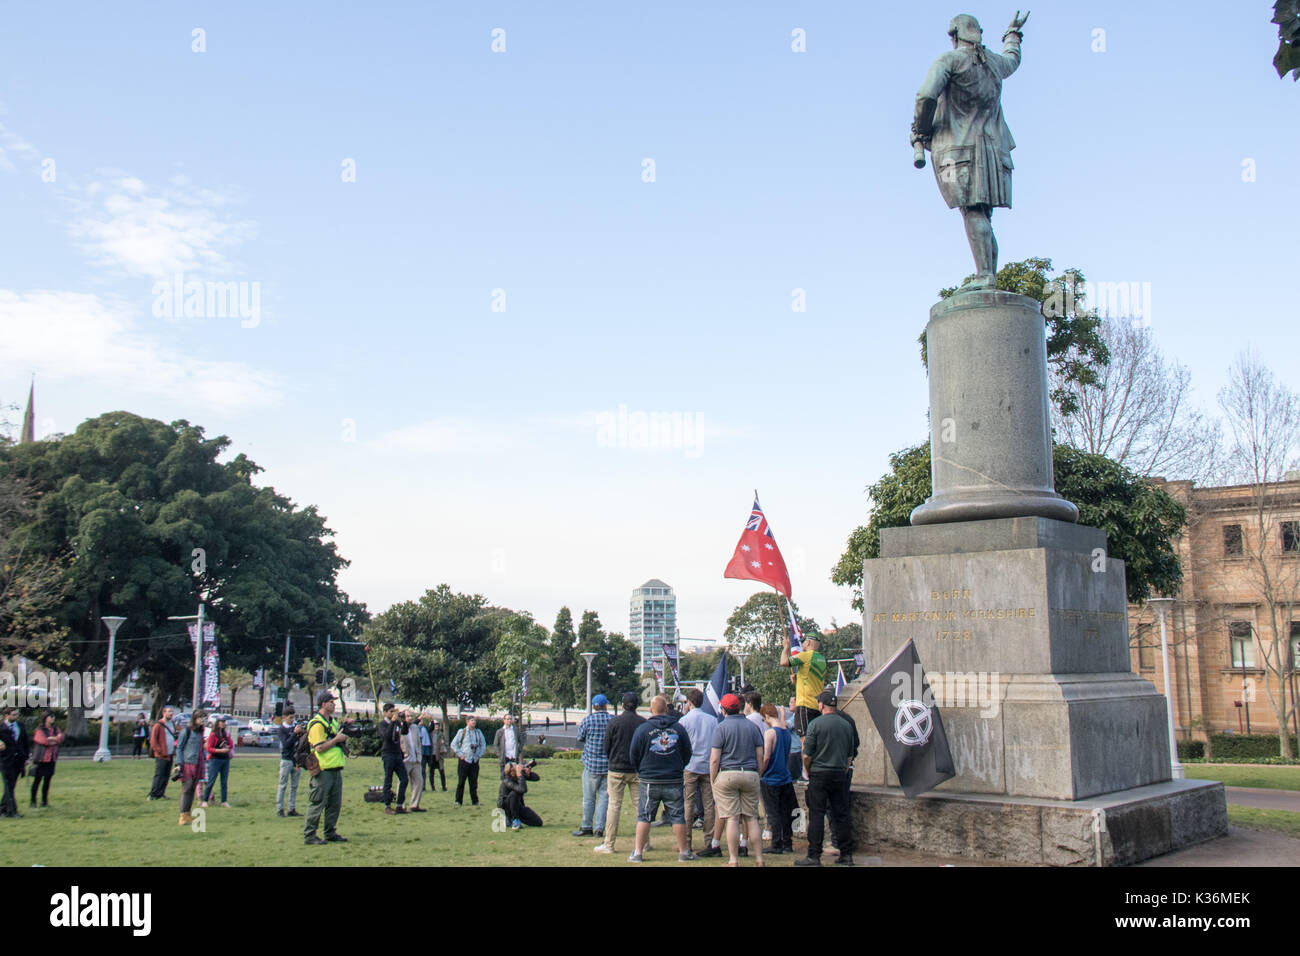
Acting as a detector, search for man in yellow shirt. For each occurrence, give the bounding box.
[304,690,350,846]
[779,632,826,741]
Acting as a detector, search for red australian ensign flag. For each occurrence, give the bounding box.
[723,496,792,598]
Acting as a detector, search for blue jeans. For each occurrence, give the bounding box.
[581,767,608,831]
[203,757,230,803]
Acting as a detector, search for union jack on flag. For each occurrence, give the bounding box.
[723,495,792,597]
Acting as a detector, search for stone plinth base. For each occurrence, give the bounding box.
[796,779,1228,866]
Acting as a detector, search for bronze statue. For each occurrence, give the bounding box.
[911,11,1030,289]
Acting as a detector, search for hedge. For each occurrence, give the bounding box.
[1177,740,1206,761]
[1208,733,1299,761]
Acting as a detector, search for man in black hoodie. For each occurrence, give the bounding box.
[379,703,408,815]
[592,692,644,855]
[626,694,695,863]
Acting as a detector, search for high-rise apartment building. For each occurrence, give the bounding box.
[630,579,677,674]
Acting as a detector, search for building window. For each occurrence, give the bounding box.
[1223,524,1243,556]
[1291,621,1300,672]
[1230,622,1255,668]
[1282,521,1300,554]
[1135,624,1153,670]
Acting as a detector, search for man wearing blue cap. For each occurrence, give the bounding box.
[572,695,610,837]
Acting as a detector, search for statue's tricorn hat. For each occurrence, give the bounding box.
[948,14,983,45]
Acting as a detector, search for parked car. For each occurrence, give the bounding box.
[205,713,243,737]
[238,729,276,748]
[247,718,277,734]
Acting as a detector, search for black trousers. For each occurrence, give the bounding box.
[431,756,446,790]
[503,790,542,827]
[761,781,797,850]
[149,757,173,798]
[30,763,55,805]
[382,754,408,807]
[131,737,147,757]
[455,759,480,805]
[1,761,19,815]
[827,769,853,849]
[805,770,853,857]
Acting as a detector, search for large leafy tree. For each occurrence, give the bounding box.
[0,470,69,652]
[363,585,499,726]
[569,610,640,703]
[0,412,364,731]
[722,592,820,709]
[488,609,550,719]
[831,442,1187,610]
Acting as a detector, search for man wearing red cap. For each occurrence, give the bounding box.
[708,693,765,867]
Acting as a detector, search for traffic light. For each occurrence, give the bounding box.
[316,669,335,685]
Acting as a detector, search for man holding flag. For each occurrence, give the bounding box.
[780,629,826,742]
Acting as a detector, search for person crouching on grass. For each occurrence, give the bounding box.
[498,761,542,829]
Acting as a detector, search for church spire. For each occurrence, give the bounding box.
[19,378,34,443]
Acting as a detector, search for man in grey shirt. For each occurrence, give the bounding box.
[709,693,765,867]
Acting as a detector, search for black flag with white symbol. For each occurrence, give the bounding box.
[863,640,955,797]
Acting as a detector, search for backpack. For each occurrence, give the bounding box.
[294,716,331,775]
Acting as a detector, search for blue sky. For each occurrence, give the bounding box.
[2,1,1297,645]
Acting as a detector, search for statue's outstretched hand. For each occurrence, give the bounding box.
[1008,10,1030,31]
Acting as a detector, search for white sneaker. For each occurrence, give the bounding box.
[627,851,644,863]
[761,829,772,840]
[592,844,613,854]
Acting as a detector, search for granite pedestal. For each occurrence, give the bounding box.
[848,516,1228,863]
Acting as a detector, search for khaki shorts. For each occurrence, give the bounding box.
[713,770,761,819]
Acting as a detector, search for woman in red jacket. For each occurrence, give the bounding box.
[30,712,65,808]
[201,717,233,808]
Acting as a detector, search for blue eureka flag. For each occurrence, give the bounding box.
[835,664,847,697]
[702,654,729,718]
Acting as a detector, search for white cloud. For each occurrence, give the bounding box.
[0,289,280,412]
[66,176,255,279]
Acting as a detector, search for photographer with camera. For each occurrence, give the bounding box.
[303,690,350,846]
[497,759,541,830]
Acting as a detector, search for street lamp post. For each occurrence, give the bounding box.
[1148,597,1184,780]
[734,651,749,690]
[94,616,127,762]
[168,601,206,710]
[581,652,597,716]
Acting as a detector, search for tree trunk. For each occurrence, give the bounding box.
[66,704,88,739]
[257,684,266,717]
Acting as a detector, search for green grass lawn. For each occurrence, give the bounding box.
[1184,764,1300,790]
[0,756,789,867]
[1226,805,1300,839]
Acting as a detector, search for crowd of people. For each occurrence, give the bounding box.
[570,630,859,866]
[136,689,539,842]
[3,626,859,865]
